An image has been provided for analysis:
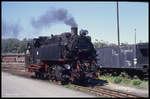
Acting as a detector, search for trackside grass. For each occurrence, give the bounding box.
[64,84,105,97]
[98,72,148,89]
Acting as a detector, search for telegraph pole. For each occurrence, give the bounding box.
[134,28,137,68]
[117,1,120,46]
[135,28,136,45]
[116,1,121,68]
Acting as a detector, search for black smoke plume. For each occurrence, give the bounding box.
[31,7,77,30]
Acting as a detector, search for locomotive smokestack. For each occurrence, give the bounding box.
[71,27,78,35]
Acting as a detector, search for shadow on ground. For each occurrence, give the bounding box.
[30,75,108,87]
[73,79,108,87]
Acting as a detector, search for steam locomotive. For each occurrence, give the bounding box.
[25,27,99,84]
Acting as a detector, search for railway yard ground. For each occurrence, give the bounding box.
[1,62,149,98]
[2,72,95,97]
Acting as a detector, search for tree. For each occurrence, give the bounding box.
[121,43,128,46]
[109,43,117,47]
[2,38,29,53]
[93,39,108,48]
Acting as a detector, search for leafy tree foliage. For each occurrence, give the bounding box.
[92,39,129,48]
[92,39,108,48]
[93,41,108,48]
[109,43,117,47]
[2,38,30,53]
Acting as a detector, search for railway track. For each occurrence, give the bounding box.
[2,63,147,98]
[48,79,144,98]
[71,84,144,98]
[2,69,146,98]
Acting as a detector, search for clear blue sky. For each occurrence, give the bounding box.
[2,1,148,44]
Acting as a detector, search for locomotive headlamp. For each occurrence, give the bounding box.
[85,63,90,67]
[64,64,71,69]
[79,29,88,36]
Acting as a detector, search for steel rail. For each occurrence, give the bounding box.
[71,84,143,98]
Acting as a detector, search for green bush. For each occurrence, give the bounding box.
[132,79,142,86]
[114,77,122,83]
[99,74,148,89]
[122,78,130,84]
[120,72,129,79]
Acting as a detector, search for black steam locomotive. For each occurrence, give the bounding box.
[25,27,99,84]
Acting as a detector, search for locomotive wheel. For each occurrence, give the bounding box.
[58,80,67,85]
[49,79,52,82]
[35,72,40,79]
[53,79,56,83]
[55,65,65,82]
[58,81,62,85]
[39,73,43,79]
[35,72,46,80]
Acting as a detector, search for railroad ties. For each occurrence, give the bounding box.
[71,84,143,98]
